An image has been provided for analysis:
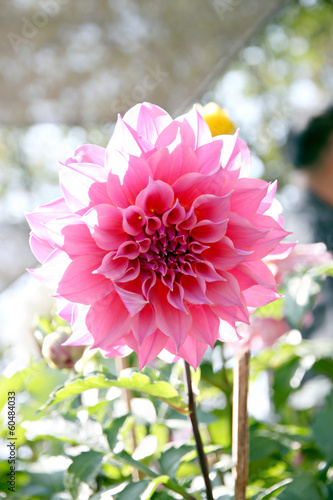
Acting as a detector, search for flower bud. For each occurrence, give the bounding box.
[42,330,85,369]
[194,102,235,136]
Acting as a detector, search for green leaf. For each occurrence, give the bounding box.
[104,414,129,450]
[40,371,188,413]
[0,362,43,412]
[313,389,333,461]
[64,450,104,499]
[116,480,151,500]
[159,445,194,477]
[277,473,324,500]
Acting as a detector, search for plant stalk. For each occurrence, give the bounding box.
[185,361,214,500]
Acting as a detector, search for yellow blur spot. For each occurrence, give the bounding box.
[194,102,235,137]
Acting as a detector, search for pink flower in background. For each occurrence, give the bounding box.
[26,102,293,369]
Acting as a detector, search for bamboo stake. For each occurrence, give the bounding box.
[232,348,250,500]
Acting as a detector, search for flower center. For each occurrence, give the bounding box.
[138,215,204,289]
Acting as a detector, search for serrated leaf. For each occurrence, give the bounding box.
[40,371,188,413]
[64,451,104,499]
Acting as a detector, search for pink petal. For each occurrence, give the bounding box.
[59,162,107,213]
[162,199,186,227]
[167,335,208,370]
[122,206,146,235]
[230,178,269,218]
[203,236,251,270]
[232,260,277,291]
[176,107,212,148]
[173,168,227,207]
[150,280,192,349]
[66,144,106,167]
[95,251,128,280]
[188,304,220,348]
[136,178,174,215]
[210,303,249,324]
[114,283,148,316]
[125,329,168,370]
[226,212,268,250]
[29,233,54,263]
[181,276,210,305]
[56,222,100,257]
[83,204,129,251]
[167,282,187,312]
[122,154,151,204]
[218,320,241,342]
[246,214,291,261]
[122,102,172,144]
[89,292,131,347]
[195,139,222,175]
[193,193,231,223]
[56,254,113,305]
[107,172,130,208]
[190,219,228,243]
[26,197,69,242]
[242,286,282,308]
[130,304,157,345]
[29,249,71,289]
[206,271,244,307]
[194,261,223,282]
[106,115,154,161]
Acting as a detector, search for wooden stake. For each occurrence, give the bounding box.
[232,348,250,500]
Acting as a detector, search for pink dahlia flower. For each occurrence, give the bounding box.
[26,103,293,369]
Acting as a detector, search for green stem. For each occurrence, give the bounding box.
[185,362,214,500]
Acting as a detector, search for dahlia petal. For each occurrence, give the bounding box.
[194,261,224,282]
[167,282,187,312]
[234,261,277,290]
[89,292,131,347]
[230,178,269,218]
[218,320,241,342]
[162,199,186,227]
[122,206,146,235]
[193,193,231,223]
[115,259,140,283]
[195,139,222,175]
[115,241,140,260]
[55,222,100,257]
[29,249,71,289]
[95,251,128,280]
[57,254,113,305]
[173,167,227,207]
[188,304,220,348]
[107,172,130,208]
[102,342,133,359]
[242,286,282,308]
[67,144,105,167]
[246,214,291,261]
[114,283,148,316]
[206,271,244,307]
[122,154,151,204]
[257,180,278,215]
[220,131,239,169]
[136,178,174,215]
[59,162,107,213]
[210,303,250,324]
[122,102,172,144]
[263,241,296,261]
[167,335,207,370]
[25,197,69,242]
[83,204,129,250]
[131,304,157,345]
[63,328,93,346]
[150,280,192,349]
[190,219,228,243]
[202,236,251,270]
[106,114,154,160]
[142,270,157,299]
[226,212,268,250]
[29,233,54,263]
[181,276,210,305]
[177,107,213,148]
[125,329,168,370]
[57,300,78,324]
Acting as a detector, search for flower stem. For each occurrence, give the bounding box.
[185,362,214,500]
